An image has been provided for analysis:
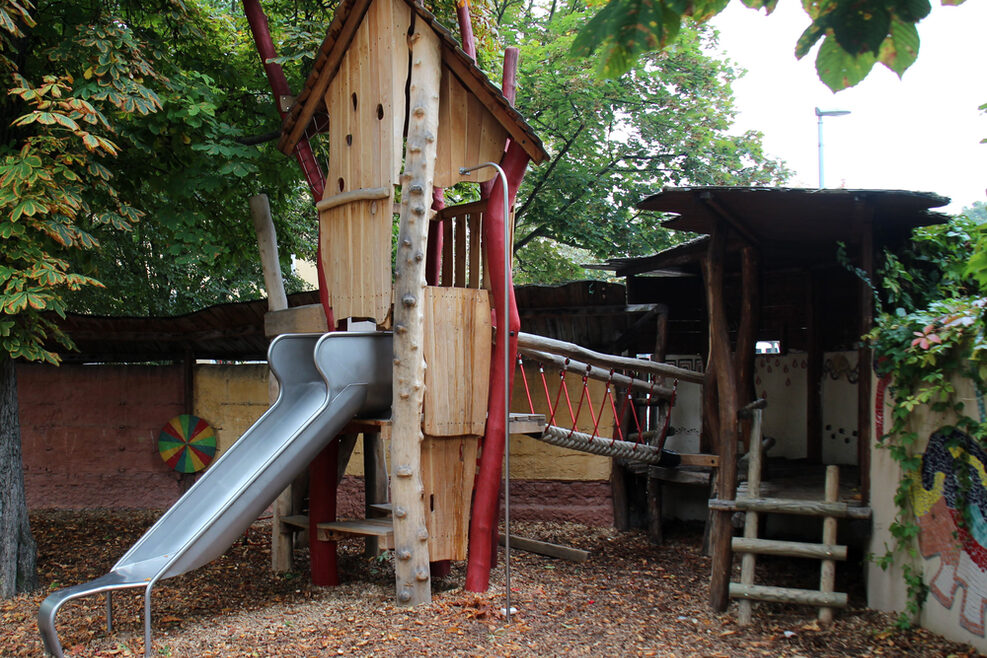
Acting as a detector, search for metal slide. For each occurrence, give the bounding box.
[38,332,392,658]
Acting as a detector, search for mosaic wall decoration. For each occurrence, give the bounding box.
[915,428,987,636]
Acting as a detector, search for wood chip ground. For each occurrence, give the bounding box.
[2,510,982,657]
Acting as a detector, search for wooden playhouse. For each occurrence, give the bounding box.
[270,0,548,604]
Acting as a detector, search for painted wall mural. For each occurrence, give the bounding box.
[914,428,987,637]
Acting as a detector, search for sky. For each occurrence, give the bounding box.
[708,1,987,214]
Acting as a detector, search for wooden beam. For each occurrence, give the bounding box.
[733,537,847,561]
[819,465,840,624]
[388,20,441,607]
[700,192,760,248]
[315,186,392,212]
[806,269,822,463]
[703,223,740,613]
[518,332,705,385]
[857,203,874,501]
[497,534,589,562]
[518,348,676,399]
[708,497,872,520]
[729,583,847,608]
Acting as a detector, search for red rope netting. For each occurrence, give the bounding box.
[515,354,678,451]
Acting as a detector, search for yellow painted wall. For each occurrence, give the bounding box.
[193,364,270,455]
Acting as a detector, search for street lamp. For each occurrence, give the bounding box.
[815,107,851,188]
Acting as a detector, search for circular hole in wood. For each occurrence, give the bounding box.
[346,134,352,146]
[351,93,358,110]
[376,103,384,120]
[338,177,345,192]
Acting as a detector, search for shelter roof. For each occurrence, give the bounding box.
[278,0,548,165]
[53,292,320,364]
[610,187,949,277]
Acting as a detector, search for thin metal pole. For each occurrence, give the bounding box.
[460,162,512,623]
[817,113,825,189]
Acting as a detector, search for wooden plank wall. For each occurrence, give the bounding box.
[438,199,486,289]
[421,436,478,561]
[422,286,491,436]
[319,0,411,324]
[433,69,509,188]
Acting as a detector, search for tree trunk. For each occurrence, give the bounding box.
[389,21,442,607]
[0,356,38,598]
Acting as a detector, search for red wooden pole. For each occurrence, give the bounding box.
[464,141,529,592]
[308,439,339,586]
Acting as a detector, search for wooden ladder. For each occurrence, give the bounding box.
[711,407,866,625]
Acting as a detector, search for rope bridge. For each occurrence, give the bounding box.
[514,333,703,466]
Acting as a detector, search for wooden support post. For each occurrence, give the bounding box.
[250,192,298,573]
[703,224,741,613]
[389,22,441,607]
[737,408,763,626]
[819,465,839,624]
[735,246,758,414]
[363,430,387,556]
[309,439,339,586]
[646,307,669,543]
[857,207,874,501]
[806,270,822,463]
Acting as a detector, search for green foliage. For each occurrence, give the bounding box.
[864,212,987,625]
[0,2,155,362]
[1,1,323,320]
[507,11,788,280]
[571,0,963,91]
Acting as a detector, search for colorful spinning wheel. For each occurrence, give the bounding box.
[158,414,217,473]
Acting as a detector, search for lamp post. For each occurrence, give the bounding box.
[816,107,851,188]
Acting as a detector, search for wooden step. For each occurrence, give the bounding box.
[316,518,394,549]
[281,514,310,530]
[732,536,847,561]
[729,583,848,608]
[508,413,546,434]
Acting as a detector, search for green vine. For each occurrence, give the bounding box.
[857,214,987,627]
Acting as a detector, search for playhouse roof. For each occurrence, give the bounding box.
[608,186,950,277]
[278,0,548,165]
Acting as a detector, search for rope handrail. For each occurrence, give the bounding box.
[517,332,705,386]
[514,334,686,466]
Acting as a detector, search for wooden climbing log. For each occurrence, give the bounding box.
[517,332,705,385]
[389,21,441,607]
[819,465,840,624]
[732,537,847,561]
[729,583,847,608]
[708,497,872,520]
[704,223,740,613]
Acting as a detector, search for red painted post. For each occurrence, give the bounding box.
[464,141,530,592]
[308,439,339,586]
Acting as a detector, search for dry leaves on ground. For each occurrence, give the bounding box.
[1,510,983,657]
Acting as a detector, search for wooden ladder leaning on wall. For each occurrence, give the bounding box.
[708,400,873,625]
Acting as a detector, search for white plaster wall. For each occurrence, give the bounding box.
[663,354,703,454]
[866,372,987,653]
[821,351,860,465]
[754,352,808,458]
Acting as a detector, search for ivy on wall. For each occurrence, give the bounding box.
[864,214,987,626]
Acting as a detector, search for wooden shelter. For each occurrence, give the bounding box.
[606,186,949,613]
[274,0,547,605]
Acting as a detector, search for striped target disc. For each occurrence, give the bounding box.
[158,414,216,473]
